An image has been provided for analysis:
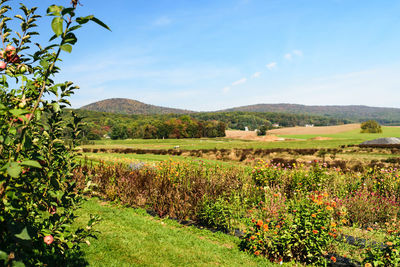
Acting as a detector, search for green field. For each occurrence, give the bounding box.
[75,198,276,267]
[82,126,400,150]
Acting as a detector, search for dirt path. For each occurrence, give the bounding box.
[225,130,284,141]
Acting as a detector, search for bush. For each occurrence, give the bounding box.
[0,2,108,265]
[197,196,234,232]
[363,219,400,266]
[240,192,340,265]
[361,120,382,133]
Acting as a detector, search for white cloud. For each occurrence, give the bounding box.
[154,16,172,26]
[293,49,303,57]
[222,86,231,93]
[232,78,247,86]
[252,72,261,78]
[266,62,277,70]
[284,53,292,60]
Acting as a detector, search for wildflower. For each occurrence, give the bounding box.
[312,230,318,234]
[263,224,269,231]
[256,220,263,227]
[311,213,316,218]
[326,206,333,211]
[365,263,372,267]
[254,251,260,256]
[250,236,256,240]
[330,256,337,263]
[330,222,337,227]
[386,241,393,246]
[367,227,373,231]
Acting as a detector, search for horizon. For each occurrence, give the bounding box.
[81,97,400,113]
[30,0,400,111]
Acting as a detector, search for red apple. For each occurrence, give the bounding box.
[44,235,54,245]
[5,45,16,52]
[0,61,5,70]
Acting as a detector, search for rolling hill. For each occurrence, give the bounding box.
[220,103,400,125]
[80,98,192,115]
[79,99,400,125]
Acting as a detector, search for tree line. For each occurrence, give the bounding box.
[64,109,351,140]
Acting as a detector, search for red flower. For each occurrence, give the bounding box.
[330,256,336,262]
[312,230,319,234]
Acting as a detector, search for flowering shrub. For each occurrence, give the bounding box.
[240,192,340,265]
[0,1,108,265]
[363,219,400,266]
[338,188,400,227]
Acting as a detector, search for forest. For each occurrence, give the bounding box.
[67,109,350,140]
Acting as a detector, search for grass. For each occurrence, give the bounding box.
[75,198,277,267]
[82,127,400,150]
[81,152,245,169]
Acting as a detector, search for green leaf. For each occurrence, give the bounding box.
[12,261,26,267]
[90,16,111,31]
[15,227,31,240]
[76,16,91,25]
[51,17,63,36]
[20,160,42,169]
[9,109,26,116]
[7,162,21,178]
[0,250,7,261]
[60,44,72,53]
[47,5,63,16]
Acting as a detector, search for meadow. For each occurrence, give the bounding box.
[71,125,400,266]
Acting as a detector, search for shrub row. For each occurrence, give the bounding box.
[74,159,400,265]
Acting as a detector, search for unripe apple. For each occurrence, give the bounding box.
[18,65,27,73]
[0,61,5,70]
[0,51,4,58]
[18,102,25,108]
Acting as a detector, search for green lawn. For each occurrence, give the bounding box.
[82,126,400,150]
[75,198,277,267]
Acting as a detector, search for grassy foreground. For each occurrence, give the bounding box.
[75,198,276,267]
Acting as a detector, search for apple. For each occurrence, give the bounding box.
[43,235,54,245]
[0,61,5,70]
[17,64,27,73]
[5,45,16,52]
[25,113,33,120]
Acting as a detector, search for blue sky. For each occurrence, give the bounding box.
[25,0,400,111]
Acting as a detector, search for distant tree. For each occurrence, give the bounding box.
[257,125,268,136]
[360,120,382,133]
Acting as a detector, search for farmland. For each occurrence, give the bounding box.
[72,124,400,265]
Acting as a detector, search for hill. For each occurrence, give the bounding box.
[80,98,192,115]
[221,104,400,125]
[80,98,400,125]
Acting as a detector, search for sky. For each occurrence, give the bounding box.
[16,0,400,111]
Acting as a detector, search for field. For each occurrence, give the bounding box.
[73,125,400,266]
[82,126,400,150]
